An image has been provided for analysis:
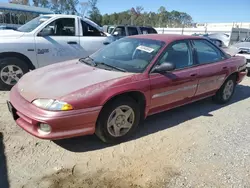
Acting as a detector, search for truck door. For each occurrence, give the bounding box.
[35,17,80,67]
[79,20,109,56]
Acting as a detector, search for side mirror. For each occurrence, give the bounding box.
[153,62,175,73]
[113,31,119,36]
[38,27,52,37]
[240,38,246,42]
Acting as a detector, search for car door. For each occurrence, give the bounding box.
[149,40,199,113]
[79,20,109,58]
[35,17,80,67]
[191,39,230,96]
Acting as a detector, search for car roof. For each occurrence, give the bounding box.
[129,34,204,43]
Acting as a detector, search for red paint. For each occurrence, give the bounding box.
[8,34,247,140]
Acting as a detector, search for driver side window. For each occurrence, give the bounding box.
[158,41,193,69]
[43,18,75,36]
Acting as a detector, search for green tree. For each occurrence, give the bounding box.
[179,12,193,27]
[102,14,110,25]
[9,0,29,5]
[51,0,79,14]
[100,6,193,28]
[33,0,49,7]
[88,0,102,25]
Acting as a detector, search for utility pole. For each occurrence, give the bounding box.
[131,7,136,25]
[80,2,89,17]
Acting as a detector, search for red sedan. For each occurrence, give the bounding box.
[7,34,247,143]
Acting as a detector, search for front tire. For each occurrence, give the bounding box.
[95,97,140,144]
[0,57,29,90]
[213,75,236,104]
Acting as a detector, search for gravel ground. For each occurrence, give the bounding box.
[1,77,250,188]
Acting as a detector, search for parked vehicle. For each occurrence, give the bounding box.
[205,33,230,47]
[208,38,226,48]
[0,25,17,30]
[0,14,113,90]
[192,33,227,48]
[102,25,115,34]
[230,37,250,71]
[7,34,247,143]
[110,25,157,41]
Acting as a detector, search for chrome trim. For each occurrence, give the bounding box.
[152,76,225,99]
[199,77,225,85]
[152,84,197,99]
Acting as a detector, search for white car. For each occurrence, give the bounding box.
[0,14,112,89]
[231,37,250,70]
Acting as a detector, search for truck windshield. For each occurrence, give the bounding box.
[17,16,51,32]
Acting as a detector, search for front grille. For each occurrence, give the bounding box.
[239,48,250,54]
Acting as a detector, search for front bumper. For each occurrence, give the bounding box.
[237,69,248,83]
[236,54,250,70]
[8,86,102,140]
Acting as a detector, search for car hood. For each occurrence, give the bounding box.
[17,59,135,102]
[223,46,240,56]
[232,42,250,49]
[0,30,25,38]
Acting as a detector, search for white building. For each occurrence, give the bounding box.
[155,22,250,46]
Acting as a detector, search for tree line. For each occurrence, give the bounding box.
[101,6,193,28]
[9,0,193,28]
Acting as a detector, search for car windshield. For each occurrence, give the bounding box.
[87,37,165,73]
[17,16,51,32]
[245,37,250,42]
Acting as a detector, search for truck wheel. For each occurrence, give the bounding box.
[0,57,29,90]
[213,75,236,104]
[95,97,140,144]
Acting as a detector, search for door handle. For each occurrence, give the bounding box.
[103,42,110,45]
[222,66,227,70]
[190,73,197,77]
[67,41,77,44]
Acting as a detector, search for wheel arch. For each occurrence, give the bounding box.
[0,52,35,70]
[100,90,147,121]
[217,71,238,91]
[225,72,238,83]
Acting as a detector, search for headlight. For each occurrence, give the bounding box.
[32,99,73,111]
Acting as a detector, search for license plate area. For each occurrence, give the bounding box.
[7,101,18,120]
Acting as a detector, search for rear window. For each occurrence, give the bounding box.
[140,27,157,34]
[127,27,139,36]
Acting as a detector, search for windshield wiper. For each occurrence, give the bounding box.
[95,62,127,72]
[79,57,96,66]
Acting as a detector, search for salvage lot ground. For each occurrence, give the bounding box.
[1,78,250,188]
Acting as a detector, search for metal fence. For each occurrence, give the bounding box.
[0,3,53,27]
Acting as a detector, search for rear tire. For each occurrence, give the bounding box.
[213,75,236,104]
[0,57,29,90]
[95,97,140,144]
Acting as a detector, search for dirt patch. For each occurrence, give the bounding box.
[23,165,180,188]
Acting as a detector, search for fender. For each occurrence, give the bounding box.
[0,35,38,68]
[0,52,35,70]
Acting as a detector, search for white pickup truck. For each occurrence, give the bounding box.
[0,14,113,89]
